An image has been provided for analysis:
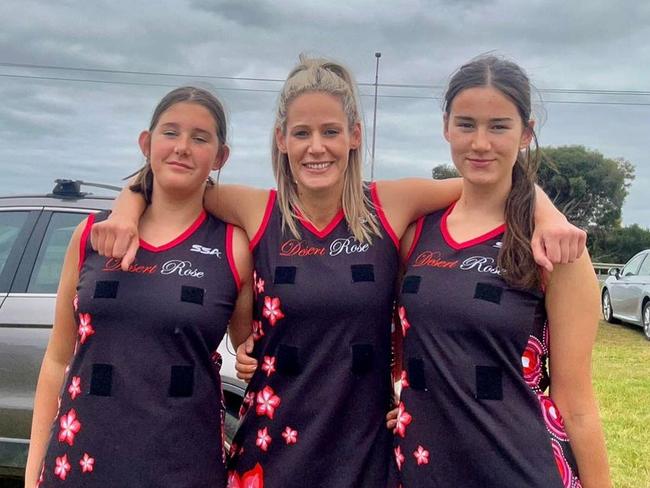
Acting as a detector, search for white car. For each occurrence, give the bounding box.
[601,249,650,340]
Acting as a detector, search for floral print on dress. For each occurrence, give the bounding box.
[54,454,71,480]
[262,297,285,326]
[261,356,276,377]
[394,445,405,471]
[228,463,264,488]
[240,391,256,418]
[256,386,281,419]
[413,445,430,466]
[68,376,81,400]
[58,408,81,446]
[256,427,271,452]
[521,336,544,387]
[400,370,409,389]
[281,426,298,445]
[398,306,410,337]
[80,453,95,473]
[252,320,264,341]
[395,402,412,438]
[78,313,95,344]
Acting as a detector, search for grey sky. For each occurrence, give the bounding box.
[1,0,648,227]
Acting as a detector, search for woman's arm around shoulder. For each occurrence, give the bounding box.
[24,220,86,487]
[545,252,611,488]
[204,184,271,241]
[227,225,253,350]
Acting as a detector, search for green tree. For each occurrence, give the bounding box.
[537,145,635,229]
[590,224,650,263]
[431,164,459,180]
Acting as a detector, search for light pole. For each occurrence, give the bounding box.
[370,52,381,181]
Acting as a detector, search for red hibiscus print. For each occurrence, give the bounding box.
[256,427,272,452]
[539,394,569,441]
[256,386,281,419]
[54,454,71,480]
[394,402,412,438]
[281,426,298,445]
[68,376,81,400]
[78,313,95,344]
[79,453,95,473]
[400,370,409,389]
[522,336,544,387]
[261,356,276,377]
[398,306,410,336]
[58,408,81,446]
[252,320,264,341]
[394,445,405,471]
[262,297,285,326]
[256,277,265,295]
[413,445,430,465]
[228,463,264,488]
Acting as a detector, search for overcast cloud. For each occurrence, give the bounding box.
[1,0,648,227]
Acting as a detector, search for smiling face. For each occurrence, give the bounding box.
[139,101,228,198]
[444,86,532,191]
[275,91,361,195]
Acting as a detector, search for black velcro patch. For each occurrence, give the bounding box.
[181,286,204,305]
[94,280,119,299]
[407,358,427,391]
[351,344,374,375]
[475,365,503,400]
[351,264,375,282]
[474,282,503,304]
[401,275,421,294]
[274,266,297,285]
[277,344,301,376]
[169,365,194,397]
[89,363,113,396]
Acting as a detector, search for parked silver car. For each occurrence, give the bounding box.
[601,249,650,340]
[0,180,245,479]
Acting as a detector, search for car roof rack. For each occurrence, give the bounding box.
[49,179,122,199]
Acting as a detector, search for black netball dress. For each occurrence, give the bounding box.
[227,184,399,488]
[395,205,582,488]
[38,210,240,488]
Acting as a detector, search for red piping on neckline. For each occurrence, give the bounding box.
[295,206,345,240]
[440,202,506,250]
[78,213,96,271]
[139,210,207,253]
[405,216,425,262]
[226,224,242,291]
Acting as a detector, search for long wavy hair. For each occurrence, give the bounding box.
[444,55,542,290]
[272,55,380,244]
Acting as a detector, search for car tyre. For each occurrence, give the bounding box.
[643,301,650,341]
[602,289,618,324]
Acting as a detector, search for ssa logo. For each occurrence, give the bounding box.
[190,244,223,258]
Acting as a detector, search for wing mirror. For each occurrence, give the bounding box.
[608,267,621,279]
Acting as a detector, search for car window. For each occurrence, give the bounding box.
[622,253,646,277]
[0,211,30,286]
[638,254,650,277]
[27,212,88,293]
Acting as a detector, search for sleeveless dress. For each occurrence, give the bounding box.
[395,206,582,488]
[228,185,399,488]
[38,211,240,488]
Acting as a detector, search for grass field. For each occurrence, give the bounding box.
[594,320,650,487]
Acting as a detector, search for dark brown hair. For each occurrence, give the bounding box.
[129,86,228,203]
[444,55,541,290]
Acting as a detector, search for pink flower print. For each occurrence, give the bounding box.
[256,277,265,295]
[522,336,544,387]
[256,386,281,419]
[413,445,430,465]
[54,454,71,480]
[262,356,276,377]
[211,350,223,367]
[78,313,95,344]
[400,370,409,389]
[262,296,285,326]
[79,453,95,473]
[256,427,271,452]
[539,395,569,441]
[394,402,412,438]
[228,463,264,488]
[58,408,81,446]
[282,426,298,445]
[252,320,264,341]
[551,439,572,487]
[73,294,79,312]
[398,306,410,336]
[394,445,405,471]
[68,376,81,400]
[239,391,256,417]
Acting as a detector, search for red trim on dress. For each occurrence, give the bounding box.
[249,190,276,251]
[226,224,242,292]
[370,182,399,249]
[405,216,425,262]
[296,207,345,240]
[78,213,96,271]
[139,210,207,253]
[441,202,506,250]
